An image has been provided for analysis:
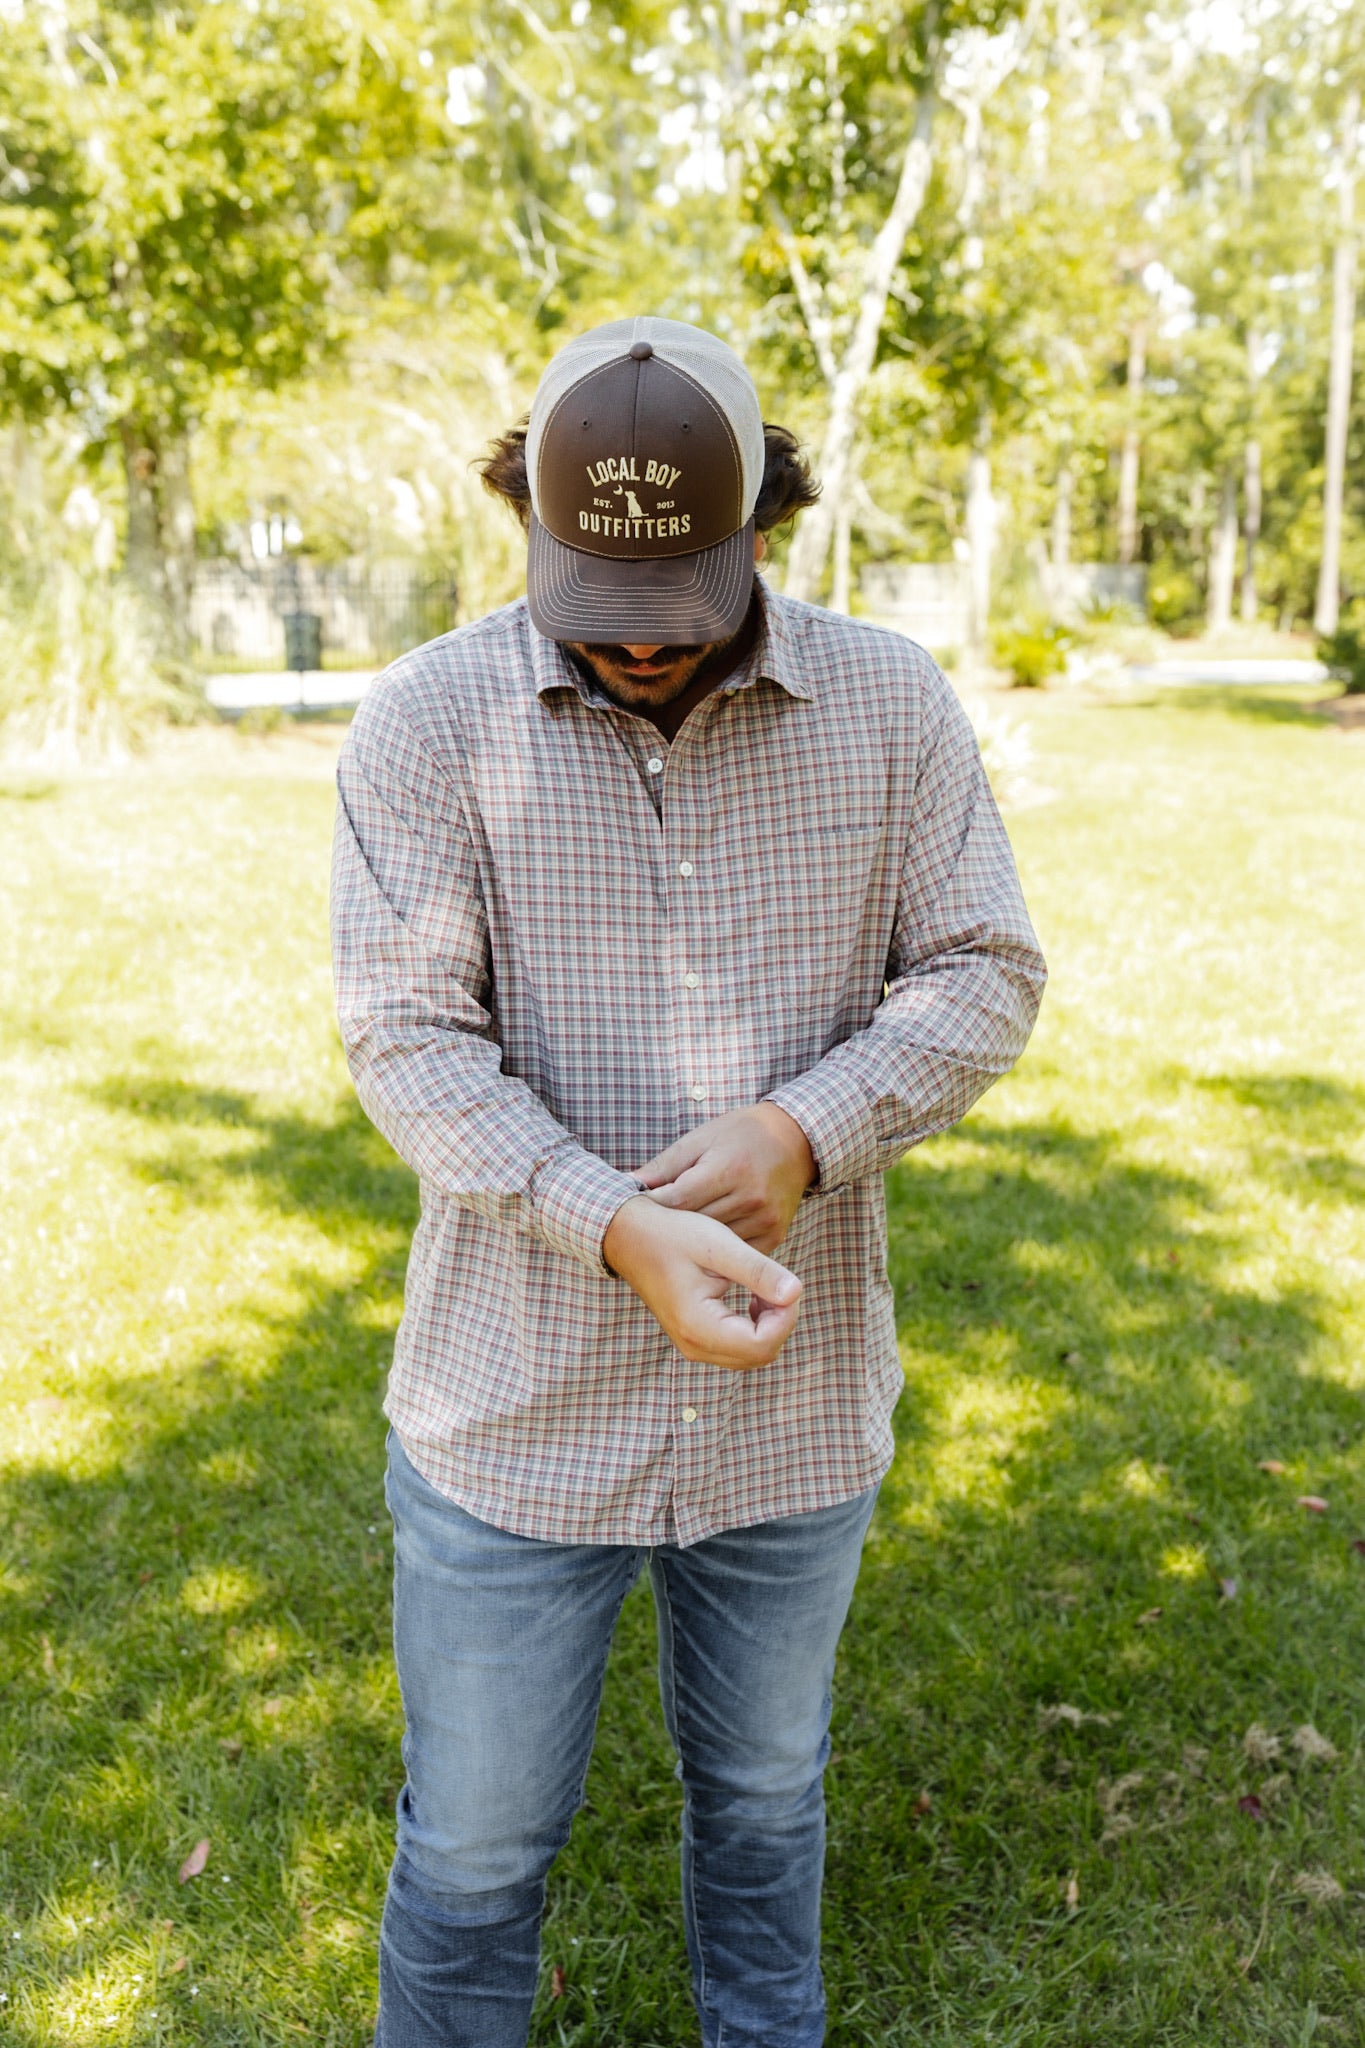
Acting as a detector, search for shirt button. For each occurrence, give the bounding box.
[682,1406,698,1423]
[678,860,694,877]
[683,971,699,988]
[647,756,664,774]
[690,1083,707,1102]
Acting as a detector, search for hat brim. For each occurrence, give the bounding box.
[526,512,756,646]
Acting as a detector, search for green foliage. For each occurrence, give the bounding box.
[1316,597,1365,693]
[991,611,1071,687]
[1148,556,1206,634]
[0,0,1362,632]
[2,694,1363,2039]
[0,566,202,763]
[0,0,447,431]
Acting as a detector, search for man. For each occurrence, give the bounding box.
[331,315,1046,2048]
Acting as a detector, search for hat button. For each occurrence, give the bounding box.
[629,340,653,360]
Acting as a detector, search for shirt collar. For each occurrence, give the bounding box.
[529,578,814,705]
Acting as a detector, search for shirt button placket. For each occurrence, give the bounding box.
[666,719,713,1524]
[669,725,706,1123]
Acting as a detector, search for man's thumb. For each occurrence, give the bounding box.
[718,1237,800,1305]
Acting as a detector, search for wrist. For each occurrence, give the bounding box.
[602,1192,657,1279]
[753,1100,818,1192]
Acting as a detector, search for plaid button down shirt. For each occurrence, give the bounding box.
[331,583,1046,1546]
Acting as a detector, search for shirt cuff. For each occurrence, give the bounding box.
[530,1143,644,1275]
[762,1069,879,1193]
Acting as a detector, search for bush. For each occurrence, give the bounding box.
[1316,598,1365,694]
[990,614,1071,688]
[1147,559,1204,633]
[0,567,204,763]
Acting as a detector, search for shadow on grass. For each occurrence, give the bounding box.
[818,1101,1363,2040]
[1121,686,1337,729]
[1192,1072,1365,1210]
[2,1078,1361,2042]
[0,779,60,802]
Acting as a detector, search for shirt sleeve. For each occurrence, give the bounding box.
[763,662,1047,1188]
[330,689,642,1275]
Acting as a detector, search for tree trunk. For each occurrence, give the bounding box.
[831,494,852,614]
[158,428,197,643]
[783,86,938,601]
[1207,468,1238,633]
[965,412,995,654]
[1188,474,1208,592]
[120,417,166,608]
[1240,427,1262,626]
[724,0,746,197]
[1117,321,1146,566]
[1051,456,1073,572]
[1315,88,1359,636]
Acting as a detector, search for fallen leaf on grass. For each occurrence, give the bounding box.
[1218,1578,1238,1600]
[1257,1460,1286,1476]
[1136,1607,1163,1626]
[1291,1870,1344,1905]
[550,1964,566,2000]
[1237,1794,1265,1821]
[1038,1703,1115,1729]
[1243,1724,1281,1765]
[914,1789,933,1815]
[1352,1538,1365,1557]
[171,1959,187,1975]
[1296,1495,1328,1513]
[1099,1772,1146,1814]
[1099,1772,1148,1837]
[1292,1724,1338,1762]
[1064,1873,1079,1913]
[178,1840,210,1884]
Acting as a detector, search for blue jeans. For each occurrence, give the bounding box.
[376,1432,878,2048]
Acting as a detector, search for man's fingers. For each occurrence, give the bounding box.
[690,1291,800,1368]
[643,1159,728,1212]
[633,1136,704,1187]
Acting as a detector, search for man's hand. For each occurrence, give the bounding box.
[631,1103,818,1255]
[602,1196,802,1371]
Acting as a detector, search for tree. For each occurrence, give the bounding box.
[1314,86,1359,634]
[0,0,448,625]
[720,0,1050,605]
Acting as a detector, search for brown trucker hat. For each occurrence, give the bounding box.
[524,316,766,645]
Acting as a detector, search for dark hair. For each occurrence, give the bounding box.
[478,420,820,533]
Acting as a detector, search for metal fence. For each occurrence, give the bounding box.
[191,561,458,671]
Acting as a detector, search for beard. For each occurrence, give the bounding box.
[563,637,724,709]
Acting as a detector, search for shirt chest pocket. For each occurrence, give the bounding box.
[715,819,884,999]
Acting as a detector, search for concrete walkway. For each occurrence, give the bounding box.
[205,670,375,713]
[1125,658,1328,686]
[204,655,1332,715]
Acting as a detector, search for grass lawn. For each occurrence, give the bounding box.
[0,686,1362,2046]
